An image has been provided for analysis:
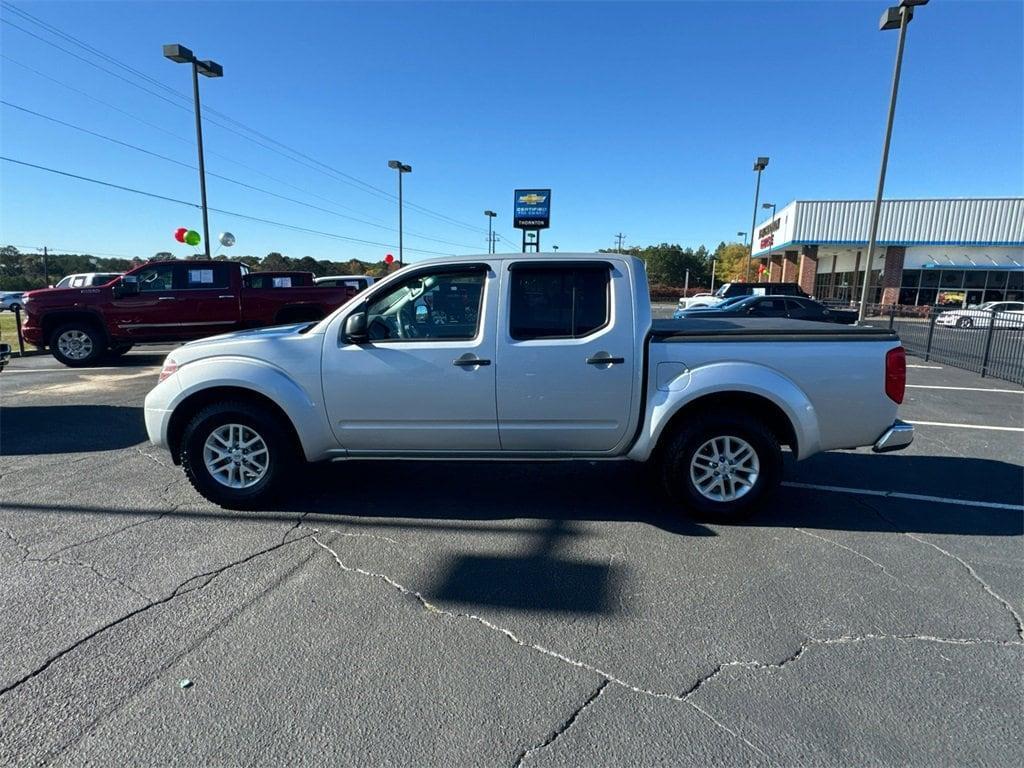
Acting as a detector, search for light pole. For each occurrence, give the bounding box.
[762,202,776,221]
[737,231,747,246]
[163,44,222,260]
[745,157,769,281]
[552,245,559,252]
[388,160,412,266]
[857,0,928,322]
[484,210,496,254]
[710,258,717,292]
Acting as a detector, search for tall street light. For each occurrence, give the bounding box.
[857,0,928,322]
[762,201,776,221]
[737,231,747,245]
[745,156,769,281]
[163,44,222,260]
[388,160,412,266]
[484,210,497,254]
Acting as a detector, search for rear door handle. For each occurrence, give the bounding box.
[587,353,625,365]
[218,295,234,299]
[453,355,491,367]
[157,296,176,301]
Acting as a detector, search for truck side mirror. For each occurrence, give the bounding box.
[115,275,140,298]
[343,310,368,344]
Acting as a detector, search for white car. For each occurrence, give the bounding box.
[935,301,1024,329]
[0,292,25,311]
[677,292,723,310]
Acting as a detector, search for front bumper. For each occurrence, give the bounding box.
[872,419,914,453]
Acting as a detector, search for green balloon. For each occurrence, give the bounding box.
[184,230,201,246]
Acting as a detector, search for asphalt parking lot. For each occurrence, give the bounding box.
[1,344,1022,766]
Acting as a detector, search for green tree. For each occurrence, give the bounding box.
[712,241,749,284]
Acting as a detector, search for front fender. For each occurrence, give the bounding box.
[627,361,821,462]
[167,356,335,462]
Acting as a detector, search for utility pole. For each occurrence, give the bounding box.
[42,246,49,288]
[615,233,626,254]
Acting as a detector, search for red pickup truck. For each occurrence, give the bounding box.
[21,260,355,367]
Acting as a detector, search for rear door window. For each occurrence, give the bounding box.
[509,265,609,340]
[179,263,230,289]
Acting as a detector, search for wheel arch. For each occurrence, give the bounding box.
[166,385,304,466]
[42,310,110,345]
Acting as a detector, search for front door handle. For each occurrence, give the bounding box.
[218,295,235,299]
[157,296,176,301]
[453,354,491,367]
[587,353,625,365]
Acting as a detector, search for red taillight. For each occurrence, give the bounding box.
[885,346,906,404]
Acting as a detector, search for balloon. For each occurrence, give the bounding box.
[174,227,188,243]
[384,253,394,264]
[218,232,236,247]
[184,230,201,246]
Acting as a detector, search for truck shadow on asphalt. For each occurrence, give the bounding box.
[0,406,147,454]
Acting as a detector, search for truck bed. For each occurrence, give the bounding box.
[651,317,898,342]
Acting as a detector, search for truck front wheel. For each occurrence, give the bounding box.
[50,323,106,367]
[660,413,782,522]
[179,401,296,509]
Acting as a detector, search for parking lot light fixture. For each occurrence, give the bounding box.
[762,202,777,221]
[388,161,412,266]
[737,231,747,245]
[745,157,769,281]
[163,43,223,260]
[858,0,927,322]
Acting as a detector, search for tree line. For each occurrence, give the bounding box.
[0,246,393,291]
[1,241,752,292]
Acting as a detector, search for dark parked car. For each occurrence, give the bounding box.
[678,295,857,324]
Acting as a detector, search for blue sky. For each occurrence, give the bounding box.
[1,0,1022,263]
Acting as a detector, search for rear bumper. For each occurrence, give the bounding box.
[872,419,914,453]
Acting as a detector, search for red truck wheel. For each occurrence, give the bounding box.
[50,323,107,367]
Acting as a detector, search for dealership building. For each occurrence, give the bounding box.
[750,197,1024,306]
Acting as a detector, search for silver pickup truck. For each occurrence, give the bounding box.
[144,254,912,519]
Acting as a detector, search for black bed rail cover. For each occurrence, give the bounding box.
[651,317,899,343]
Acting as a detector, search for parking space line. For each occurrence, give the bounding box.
[907,420,1024,433]
[906,385,1024,394]
[782,482,1024,511]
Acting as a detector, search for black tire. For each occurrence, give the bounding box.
[956,316,973,329]
[180,400,297,509]
[106,344,134,358]
[50,322,107,367]
[659,411,782,522]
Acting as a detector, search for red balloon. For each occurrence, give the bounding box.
[174,227,188,243]
[384,253,394,264]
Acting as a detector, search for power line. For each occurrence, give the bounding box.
[2,7,489,236]
[7,244,139,259]
[1,100,481,250]
[614,233,626,253]
[1,156,455,256]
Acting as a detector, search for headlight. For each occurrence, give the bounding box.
[158,357,179,382]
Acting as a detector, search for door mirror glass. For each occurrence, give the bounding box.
[343,310,368,344]
[115,275,140,298]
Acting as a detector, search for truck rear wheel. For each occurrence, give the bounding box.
[660,412,782,522]
[180,400,296,509]
[50,323,106,367]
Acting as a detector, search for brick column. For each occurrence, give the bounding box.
[881,246,906,305]
[782,250,799,282]
[798,245,818,297]
[769,253,783,281]
[828,253,838,297]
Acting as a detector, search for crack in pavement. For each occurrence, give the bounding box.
[512,679,609,767]
[0,532,313,699]
[794,527,909,587]
[310,530,1023,761]
[853,496,1024,641]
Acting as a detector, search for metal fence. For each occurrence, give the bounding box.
[870,305,1024,385]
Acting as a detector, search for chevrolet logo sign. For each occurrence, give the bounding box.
[518,193,547,205]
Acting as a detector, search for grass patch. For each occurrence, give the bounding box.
[0,311,37,350]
